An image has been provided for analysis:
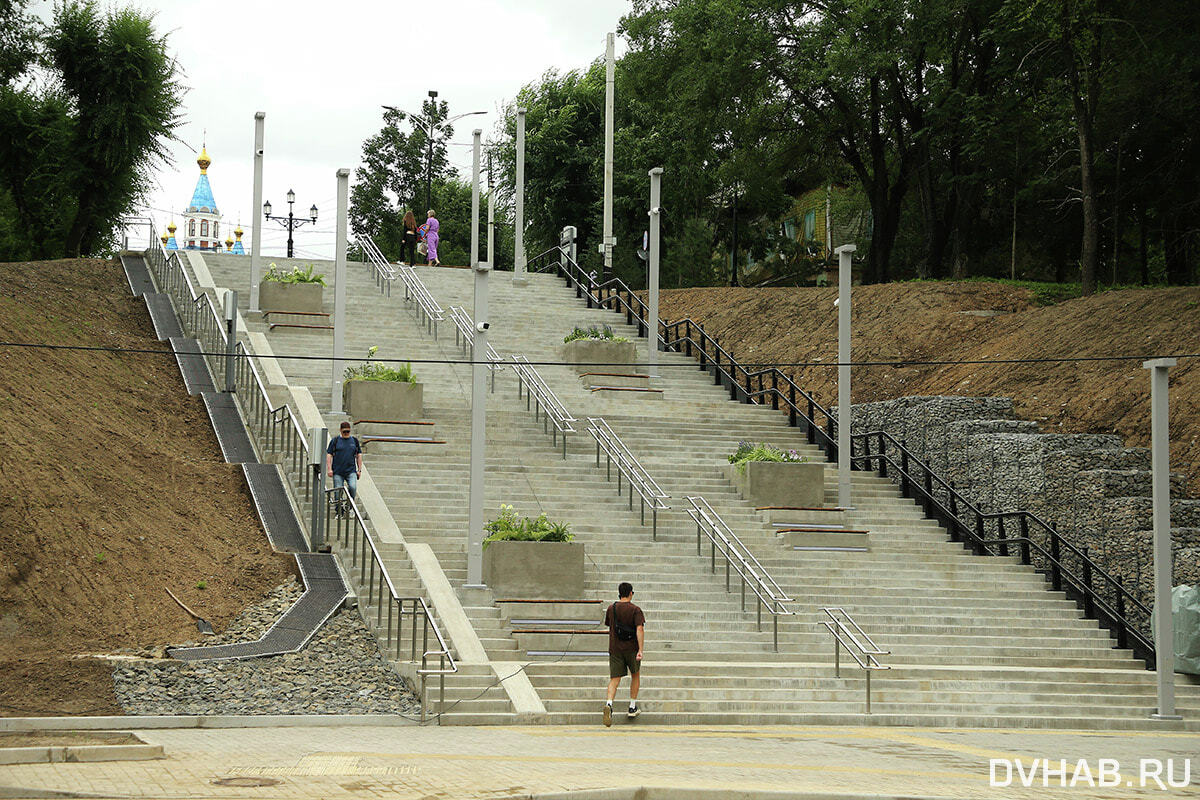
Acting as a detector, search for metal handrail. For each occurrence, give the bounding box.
[396,265,445,338]
[143,242,316,503]
[819,607,890,714]
[510,354,577,458]
[142,243,456,722]
[683,496,794,651]
[447,305,506,386]
[324,487,456,723]
[849,433,1156,664]
[355,234,398,296]
[687,496,792,601]
[586,417,669,536]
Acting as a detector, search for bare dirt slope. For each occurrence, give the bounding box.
[0,259,295,715]
[654,282,1200,495]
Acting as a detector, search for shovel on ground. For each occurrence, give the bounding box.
[165,587,215,635]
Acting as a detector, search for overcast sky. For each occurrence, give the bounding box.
[32,0,631,258]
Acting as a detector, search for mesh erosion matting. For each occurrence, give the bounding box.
[167,554,347,661]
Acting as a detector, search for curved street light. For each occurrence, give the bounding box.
[381,100,486,212]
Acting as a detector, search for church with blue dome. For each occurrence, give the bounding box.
[161,143,242,253]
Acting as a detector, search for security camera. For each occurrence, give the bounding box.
[476,322,490,332]
[256,148,264,157]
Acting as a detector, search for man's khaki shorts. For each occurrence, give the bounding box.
[609,650,640,678]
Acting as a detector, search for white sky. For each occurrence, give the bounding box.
[30,0,631,258]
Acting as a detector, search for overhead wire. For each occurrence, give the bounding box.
[0,340,1195,370]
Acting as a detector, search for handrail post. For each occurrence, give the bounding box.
[899,445,909,497]
[1082,546,1095,617]
[975,514,986,556]
[1018,514,1032,565]
[1049,526,1062,591]
[997,516,1009,557]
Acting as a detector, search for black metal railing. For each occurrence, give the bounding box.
[531,241,1156,667]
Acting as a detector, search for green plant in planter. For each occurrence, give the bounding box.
[343,345,416,383]
[483,503,573,548]
[727,441,809,474]
[563,324,629,344]
[264,262,327,285]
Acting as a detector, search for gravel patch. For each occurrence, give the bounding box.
[112,581,420,717]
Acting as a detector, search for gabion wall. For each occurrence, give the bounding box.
[846,395,1200,621]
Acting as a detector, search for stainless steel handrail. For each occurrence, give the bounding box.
[143,243,314,503]
[683,496,794,651]
[819,607,890,714]
[325,487,457,723]
[447,305,505,391]
[587,417,669,537]
[355,234,398,296]
[397,265,444,338]
[687,495,792,602]
[143,245,459,722]
[510,354,577,458]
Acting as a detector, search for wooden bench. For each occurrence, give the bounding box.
[776,525,870,552]
[755,506,848,512]
[354,419,445,448]
[262,310,333,331]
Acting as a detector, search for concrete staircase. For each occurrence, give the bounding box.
[200,253,1200,729]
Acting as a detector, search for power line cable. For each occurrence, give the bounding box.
[0,340,1195,370]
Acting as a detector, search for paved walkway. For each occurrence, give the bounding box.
[1,724,1196,798]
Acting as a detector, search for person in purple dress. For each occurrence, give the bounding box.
[424,210,440,266]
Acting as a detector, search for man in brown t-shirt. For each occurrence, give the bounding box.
[603,582,645,726]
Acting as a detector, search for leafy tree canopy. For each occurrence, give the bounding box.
[0,0,181,260]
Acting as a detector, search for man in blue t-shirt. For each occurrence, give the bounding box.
[325,421,363,517]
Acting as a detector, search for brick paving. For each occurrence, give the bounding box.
[1,724,1196,798]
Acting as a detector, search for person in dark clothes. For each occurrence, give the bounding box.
[325,421,362,516]
[603,581,645,726]
[401,209,418,266]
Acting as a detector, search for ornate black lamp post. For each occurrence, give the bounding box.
[263,189,317,258]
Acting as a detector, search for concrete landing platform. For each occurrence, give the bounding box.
[0,723,1194,799]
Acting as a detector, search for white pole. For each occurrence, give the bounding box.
[467,133,489,587]
[647,167,663,379]
[835,244,856,509]
[249,112,265,312]
[487,187,495,267]
[514,108,527,285]
[331,168,350,413]
[603,32,615,282]
[1144,357,1180,720]
[471,130,481,268]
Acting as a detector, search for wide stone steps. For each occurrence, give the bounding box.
[196,253,1182,728]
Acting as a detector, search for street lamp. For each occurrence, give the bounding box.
[381,96,486,213]
[263,190,318,258]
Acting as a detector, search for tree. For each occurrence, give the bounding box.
[0,1,180,260]
[350,96,463,260]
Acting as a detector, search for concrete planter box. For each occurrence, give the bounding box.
[560,339,636,371]
[343,380,423,421]
[259,280,324,313]
[728,461,826,508]
[483,541,584,600]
